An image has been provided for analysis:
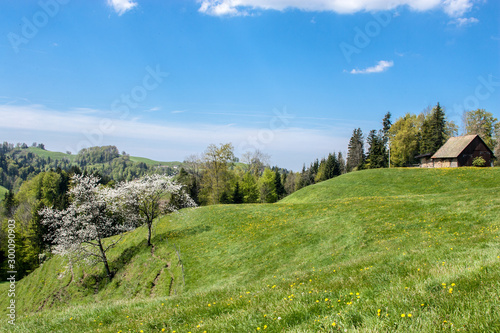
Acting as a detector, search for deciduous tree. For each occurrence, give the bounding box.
[39,175,129,279]
[115,175,196,247]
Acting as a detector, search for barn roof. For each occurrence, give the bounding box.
[431,135,478,159]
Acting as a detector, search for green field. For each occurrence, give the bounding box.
[1,168,499,332]
[25,147,176,167]
[26,147,76,162]
[128,156,182,167]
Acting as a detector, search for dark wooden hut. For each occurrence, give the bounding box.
[419,135,495,168]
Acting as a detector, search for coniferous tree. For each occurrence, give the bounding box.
[346,128,365,172]
[232,182,244,204]
[274,170,286,200]
[420,103,447,154]
[3,190,16,217]
[337,152,346,174]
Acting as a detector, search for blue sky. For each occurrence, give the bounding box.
[0,0,499,170]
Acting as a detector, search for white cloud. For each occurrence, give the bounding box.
[450,16,479,26]
[350,60,394,74]
[144,106,161,112]
[0,105,358,170]
[197,0,477,16]
[107,0,138,16]
[442,0,474,17]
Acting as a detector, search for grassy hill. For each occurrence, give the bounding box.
[24,147,176,167]
[25,147,76,162]
[128,156,182,168]
[1,168,499,332]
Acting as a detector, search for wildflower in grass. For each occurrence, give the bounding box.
[332,322,336,326]
[408,314,412,317]
[449,288,453,293]
[401,314,405,317]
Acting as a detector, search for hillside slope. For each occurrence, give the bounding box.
[1,168,499,332]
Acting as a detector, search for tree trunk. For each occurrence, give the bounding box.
[98,238,112,280]
[147,221,152,246]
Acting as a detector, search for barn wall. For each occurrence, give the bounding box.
[419,157,434,168]
[458,137,493,167]
[433,158,458,168]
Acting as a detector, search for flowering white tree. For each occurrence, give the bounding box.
[115,175,197,246]
[39,174,131,279]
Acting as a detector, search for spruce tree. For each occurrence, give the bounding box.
[232,182,244,204]
[274,170,286,200]
[346,128,365,172]
[420,103,447,154]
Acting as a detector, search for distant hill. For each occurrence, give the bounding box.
[128,156,181,167]
[25,147,77,162]
[2,167,499,332]
[0,144,182,191]
[26,146,179,167]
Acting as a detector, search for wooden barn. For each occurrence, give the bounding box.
[418,134,495,168]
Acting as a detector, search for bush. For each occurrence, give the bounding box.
[472,156,486,167]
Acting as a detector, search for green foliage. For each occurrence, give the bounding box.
[75,146,120,165]
[389,113,420,167]
[463,109,498,149]
[420,103,447,154]
[232,182,244,204]
[259,168,278,203]
[240,172,260,203]
[200,143,235,205]
[365,130,387,169]
[0,170,73,280]
[2,168,499,332]
[346,128,365,172]
[472,156,486,167]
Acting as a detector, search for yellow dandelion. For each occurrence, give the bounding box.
[401,314,406,317]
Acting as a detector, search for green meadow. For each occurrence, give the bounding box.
[1,168,499,332]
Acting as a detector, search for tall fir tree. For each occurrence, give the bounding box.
[274,170,286,200]
[420,103,447,154]
[232,182,244,204]
[365,130,387,169]
[346,128,365,172]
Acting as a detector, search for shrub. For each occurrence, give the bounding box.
[472,156,486,167]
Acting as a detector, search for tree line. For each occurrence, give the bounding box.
[344,106,499,170]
